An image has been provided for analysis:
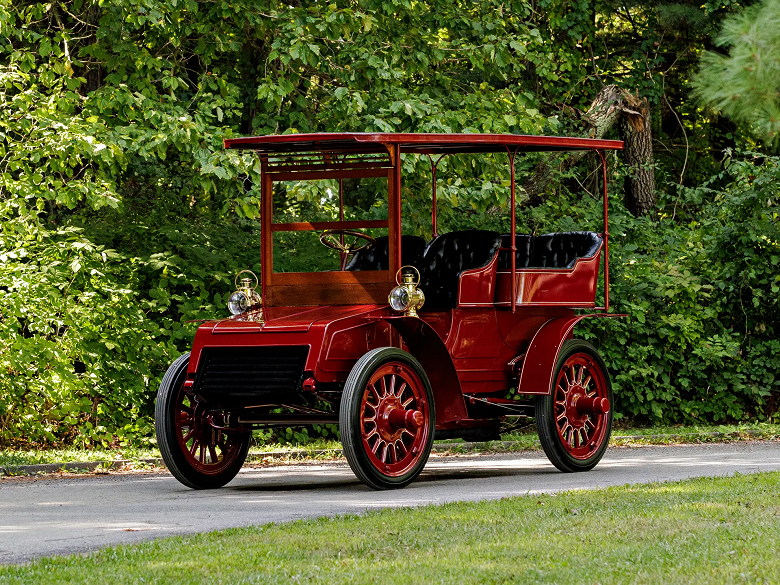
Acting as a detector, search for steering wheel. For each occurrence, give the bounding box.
[319,229,376,270]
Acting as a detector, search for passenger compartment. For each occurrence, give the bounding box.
[414,230,502,310]
[494,231,603,307]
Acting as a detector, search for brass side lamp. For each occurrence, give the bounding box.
[388,265,425,317]
[227,270,263,323]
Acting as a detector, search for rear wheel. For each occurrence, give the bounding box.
[340,348,435,489]
[535,339,613,472]
[155,353,250,489]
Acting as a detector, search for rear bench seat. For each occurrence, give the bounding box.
[497,231,603,269]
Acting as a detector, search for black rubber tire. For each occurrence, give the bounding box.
[339,347,435,490]
[535,339,613,473]
[155,353,250,489]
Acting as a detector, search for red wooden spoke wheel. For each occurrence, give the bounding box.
[340,348,435,489]
[155,353,250,489]
[535,339,613,472]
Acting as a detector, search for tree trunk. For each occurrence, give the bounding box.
[521,85,623,205]
[618,92,656,216]
[520,84,657,217]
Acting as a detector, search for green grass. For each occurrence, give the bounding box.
[2,472,780,583]
[3,424,779,468]
[0,447,161,468]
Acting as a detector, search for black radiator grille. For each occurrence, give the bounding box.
[194,346,309,405]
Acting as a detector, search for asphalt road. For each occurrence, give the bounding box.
[2,441,779,565]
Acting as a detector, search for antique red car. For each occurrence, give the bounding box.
[154,133,624,490]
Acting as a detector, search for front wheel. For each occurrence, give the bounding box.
[155,353,250,489]
[340,348,435,490]
[535,339,613,472]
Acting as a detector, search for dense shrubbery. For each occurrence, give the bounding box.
[1,0,777,447]
[583,155,780,424]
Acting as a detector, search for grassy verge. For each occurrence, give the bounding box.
[0,447,161,468]
[2,423,778,469]
[2,471,779,583]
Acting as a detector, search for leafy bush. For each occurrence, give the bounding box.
[580,153,780,424]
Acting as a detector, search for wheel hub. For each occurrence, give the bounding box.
[376,397,423,441]
[565,386,589,428]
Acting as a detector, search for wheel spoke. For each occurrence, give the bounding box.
[208,444,219,464]
[400,428,416,440]
[575,365,585,386]
[396,382,407,399]
[401,394,414,408]
[388,374,397,397]
[368,383,380,405]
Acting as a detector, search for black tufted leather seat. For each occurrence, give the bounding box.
[497,231,603,269]
[345,235,426,271]
[414,230,501,310]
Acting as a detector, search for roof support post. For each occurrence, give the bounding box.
[260,156,272,307]
[597,149,610,311]
[338,178,345,249]
[392,144,402,274]
[426,154,446,238]
[506,148,519,313]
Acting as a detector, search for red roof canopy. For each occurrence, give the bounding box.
[223,132,623,155]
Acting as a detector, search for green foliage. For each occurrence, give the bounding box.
[580,153,780,424]
[0,0,778,447]
[693,0,780,143]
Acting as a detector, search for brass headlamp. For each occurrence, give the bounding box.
[388,265,425,317]
[227,270,263,323]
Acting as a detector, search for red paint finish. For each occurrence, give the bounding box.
[157,131,636,492]
[494,252,602,308]
[174,384,248,474]
[458,253,500,307]
[517,313,626,395]
[385,317,469,424]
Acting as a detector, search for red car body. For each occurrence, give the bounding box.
[155,133,625,490]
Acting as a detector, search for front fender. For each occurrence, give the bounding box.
[517,313,626,395]
[384,317,469,425]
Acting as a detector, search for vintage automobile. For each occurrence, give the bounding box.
[154,132,625,490]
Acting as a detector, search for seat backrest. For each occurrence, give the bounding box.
[498,231,602,269]
[416,230,501,310]
[345,235,426,271]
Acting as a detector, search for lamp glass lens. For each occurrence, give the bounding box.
[389,286,410,311]
[228,291,249,315]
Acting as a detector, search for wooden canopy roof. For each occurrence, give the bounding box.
[224,132,623,155]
